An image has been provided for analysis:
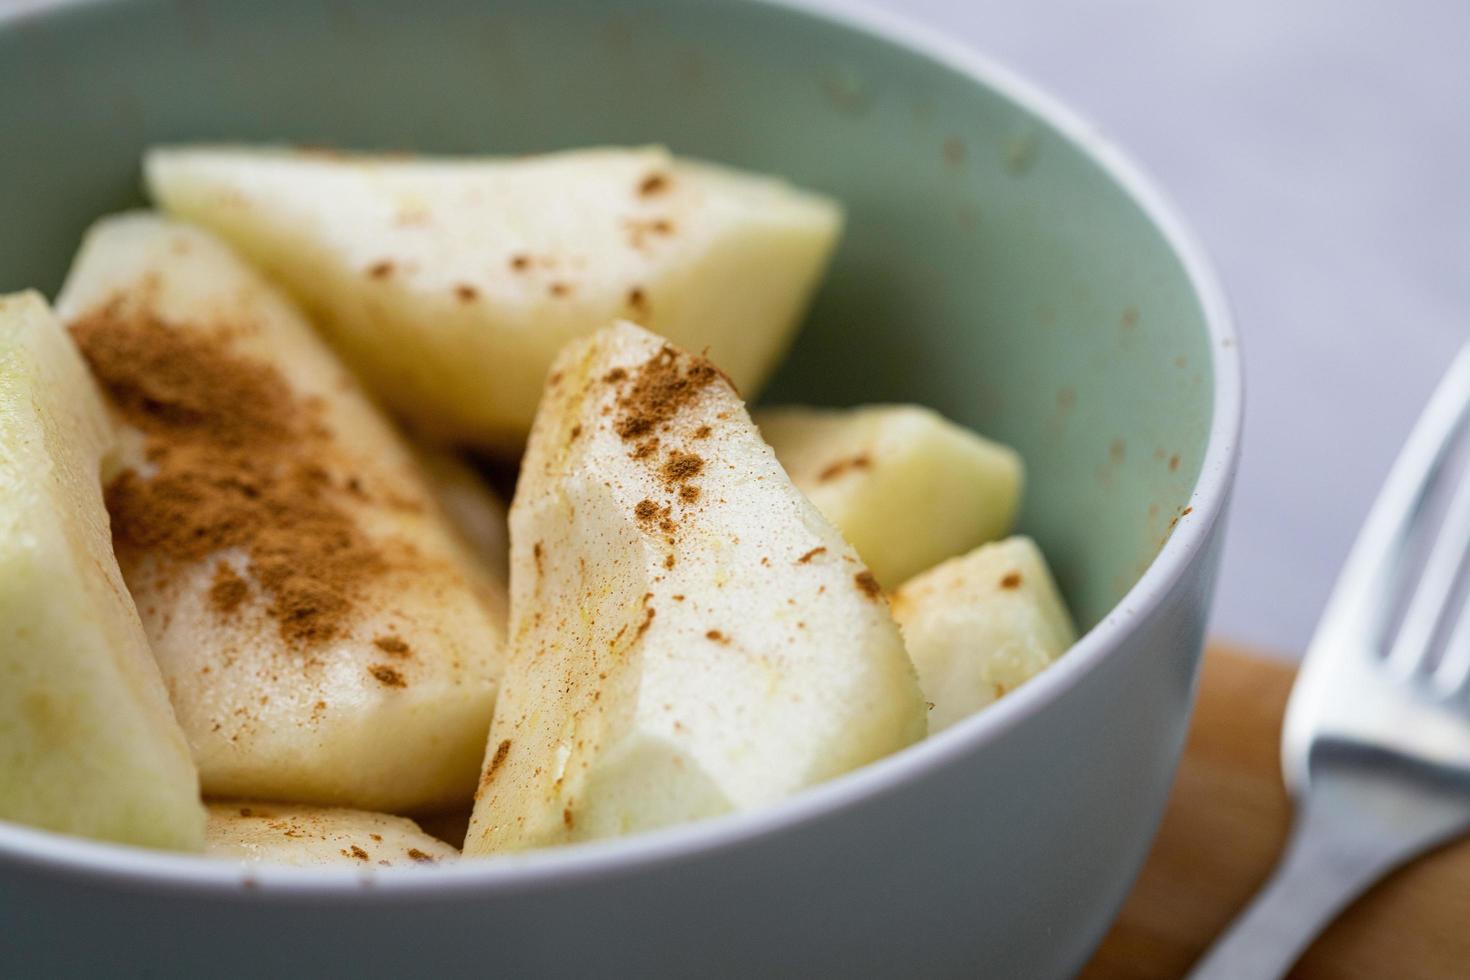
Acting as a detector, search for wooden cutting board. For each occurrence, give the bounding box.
[1082,645,1470,979]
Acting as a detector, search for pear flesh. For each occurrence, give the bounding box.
[56,214,505,813]
[146,145,843,451]
[463,322,924,854]
[891,536,1076,732]
[0,291,204,850]
[204,803,456,866]
[757,404,1023,590]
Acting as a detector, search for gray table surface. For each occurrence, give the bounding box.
[10,0,1468,656]
[874,0,1470,656]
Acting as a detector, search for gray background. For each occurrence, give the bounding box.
[871,0,1470,655]
[9,0,1469,654]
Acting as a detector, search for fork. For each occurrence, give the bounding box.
[1189,345,1470,979]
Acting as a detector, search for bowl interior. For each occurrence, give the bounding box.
[0,0,1213,628]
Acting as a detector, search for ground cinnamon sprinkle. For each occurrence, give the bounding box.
[368,664,406,688]
[660,450,704,485]
[373,635,411,657]
[209,562,250,614]
[817,453,872,483]
[854,571,882,600]
[610,345,724,441]
[70,300,387,648]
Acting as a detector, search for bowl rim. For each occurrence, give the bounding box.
[0,0,1243,897]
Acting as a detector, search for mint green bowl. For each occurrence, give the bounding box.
[0,1,1241,976]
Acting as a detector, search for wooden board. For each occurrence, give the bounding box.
[1083,646,1470,979]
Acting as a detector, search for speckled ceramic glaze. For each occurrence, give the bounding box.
[0,0,1241,976]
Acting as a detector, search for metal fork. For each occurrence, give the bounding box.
[1189,345,1470,979]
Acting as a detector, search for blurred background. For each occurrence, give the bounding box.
[870,0,1469,656]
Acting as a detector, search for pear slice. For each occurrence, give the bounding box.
[416,449,509,627]
[0,291,203,850]
[55,214,505,813]
[756,405,1023,589]
[204,803,456,866]
[463,323,924,854]
[890,537,1076,732]
[145,145,843,452]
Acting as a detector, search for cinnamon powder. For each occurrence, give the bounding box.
[71,301,386,648]
[610,345,725,441]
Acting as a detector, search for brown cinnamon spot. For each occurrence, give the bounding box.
[635,500,660,522]
[369,664,406,688]
[679,484,700,503]
[562,808,575,829]
[509,254,531,272]
[373,635,411,658]
[1169,454,1181,472]
[455,283,479,302]
[817,454,871,482]
[612,346,728,440]
[369,834,383,843]
[71,301,387,648]
[854,571,882,600]
[366,260,394,280]
[548,281,572,298]
[406,848,435,863]
[343,845,370,861]
[209,562,249,614]
[638,172,671,196]
[630,438,660,460]
[634,605,656,639]
[661,451,704,485]
[569,424,582,440]
[999,572,1022,590]
[238,807,254,817]
[796,547,826,565]
[533,541,544,576]
[626,286,649,315]
[694,425,711,439]
[705,630,728,644]
[482,739,512,789]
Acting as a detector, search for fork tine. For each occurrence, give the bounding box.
[1310,346,1470,655]
[1432,596,1470,695]
[1387,425,1470,677]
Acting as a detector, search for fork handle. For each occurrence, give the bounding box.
[1187,762,1470,980]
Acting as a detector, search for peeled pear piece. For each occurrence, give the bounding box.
[0,291,203,850]
[56,214,504,813]
[890,537,1076,732]
[756,405,1023,589]
[463,322,924,854]
[416,449,510,626]
[145,145,843,451]
[204,803,456,866]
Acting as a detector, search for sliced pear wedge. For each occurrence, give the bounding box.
[146,145,842,451]
[204,802,456,866]
[757,405,1023,589]
[0,291,204,850]
[891,536,1076,732]
[56,214,504,813]
[463,323,924,854]
[416,449,510,627]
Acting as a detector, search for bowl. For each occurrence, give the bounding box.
[0,0,1242,975]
